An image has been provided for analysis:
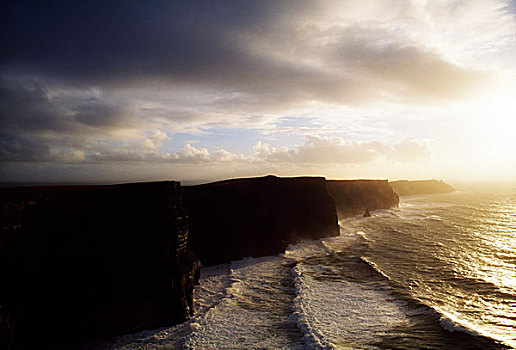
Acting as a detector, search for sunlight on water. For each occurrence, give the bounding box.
[368,188,516,349]
[109,186,516,349]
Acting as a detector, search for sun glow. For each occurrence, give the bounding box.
[468,84,516,159]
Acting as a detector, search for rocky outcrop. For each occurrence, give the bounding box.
[0,182,200,349]
[326,180,399,219]
[183,175,339,266]
[389,180,454,196]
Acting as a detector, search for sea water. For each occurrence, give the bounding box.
[109,185,515,349]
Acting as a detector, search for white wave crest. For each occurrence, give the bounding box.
[184,255,304,350]
[360,256,392,281]
[290,263,409,349]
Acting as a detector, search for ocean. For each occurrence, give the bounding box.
[109,185,515,349]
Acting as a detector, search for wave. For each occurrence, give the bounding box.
[359,254,513,348]
[290,265,335,350]
[437,311,481,336]
[290,259,410,349]
[434,306,515,349]
[426,214,443,222]
[193,263,233,314]
[284,238,333,260]
[184,255,304,350]
[360,255,392,281]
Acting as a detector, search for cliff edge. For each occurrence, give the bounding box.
[389,180,454,196]
[326,180,399,219]
[0,182,200,349]
[183,175,339,266]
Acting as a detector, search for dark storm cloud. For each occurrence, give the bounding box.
[0,78,138,133]
[74,102,135,128]
[0,78,141,162]
[1,0,490,104]
[1,0,285,85]
[0,79,73,133]
[0,133,27,161]
[3,0,473,103]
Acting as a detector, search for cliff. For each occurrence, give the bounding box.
[0,182,200,349]
[326,180,399,219]
[389,180,455,196]
[183,175,339,266]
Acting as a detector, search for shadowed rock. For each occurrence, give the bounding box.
[183,175,339,266]
[326,180,399,219]
[0,182,200,349]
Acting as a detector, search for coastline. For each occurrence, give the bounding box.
[4,178,511,350]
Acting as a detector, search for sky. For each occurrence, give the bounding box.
[1,0,515,184]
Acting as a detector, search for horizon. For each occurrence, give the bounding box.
[2,176,515,192]
[1,1,515,183]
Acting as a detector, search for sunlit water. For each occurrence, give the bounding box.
[109,186,515,349]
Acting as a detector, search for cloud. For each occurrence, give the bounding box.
[391,137,431,162]
[86,142,248,164]
[327,41,487,100]
[1,1,284,85]
[1,0,504,106]
[1,0,514,181]
[2,0,511,120]
[0,79,71,133]
[0,132,87,163]
[0,78,141,133]
[1,132,430,167]
[253,137,390,164]
[74,102,136,129]
[139,130,168,151]
[251,136,431,164]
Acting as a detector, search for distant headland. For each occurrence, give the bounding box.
[389,180,455,196]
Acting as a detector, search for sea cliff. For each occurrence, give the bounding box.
[0,175,430,348]
[183,175,339,266]
[326,180,399,219]
[0,182,200,350]
[389,180,455,196]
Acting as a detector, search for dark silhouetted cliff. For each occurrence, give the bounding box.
[183,175,339,265]
[326,180,399,219]
[0,182,200,350]
[389,180,454,196]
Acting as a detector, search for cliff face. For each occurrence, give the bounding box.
[326,180,399,219]
[0,182,200,349]
[389,180,454,196]
[183,175,339,266]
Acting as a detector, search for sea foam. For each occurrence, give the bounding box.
[286,236,410,350]
[183,255,304,350]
